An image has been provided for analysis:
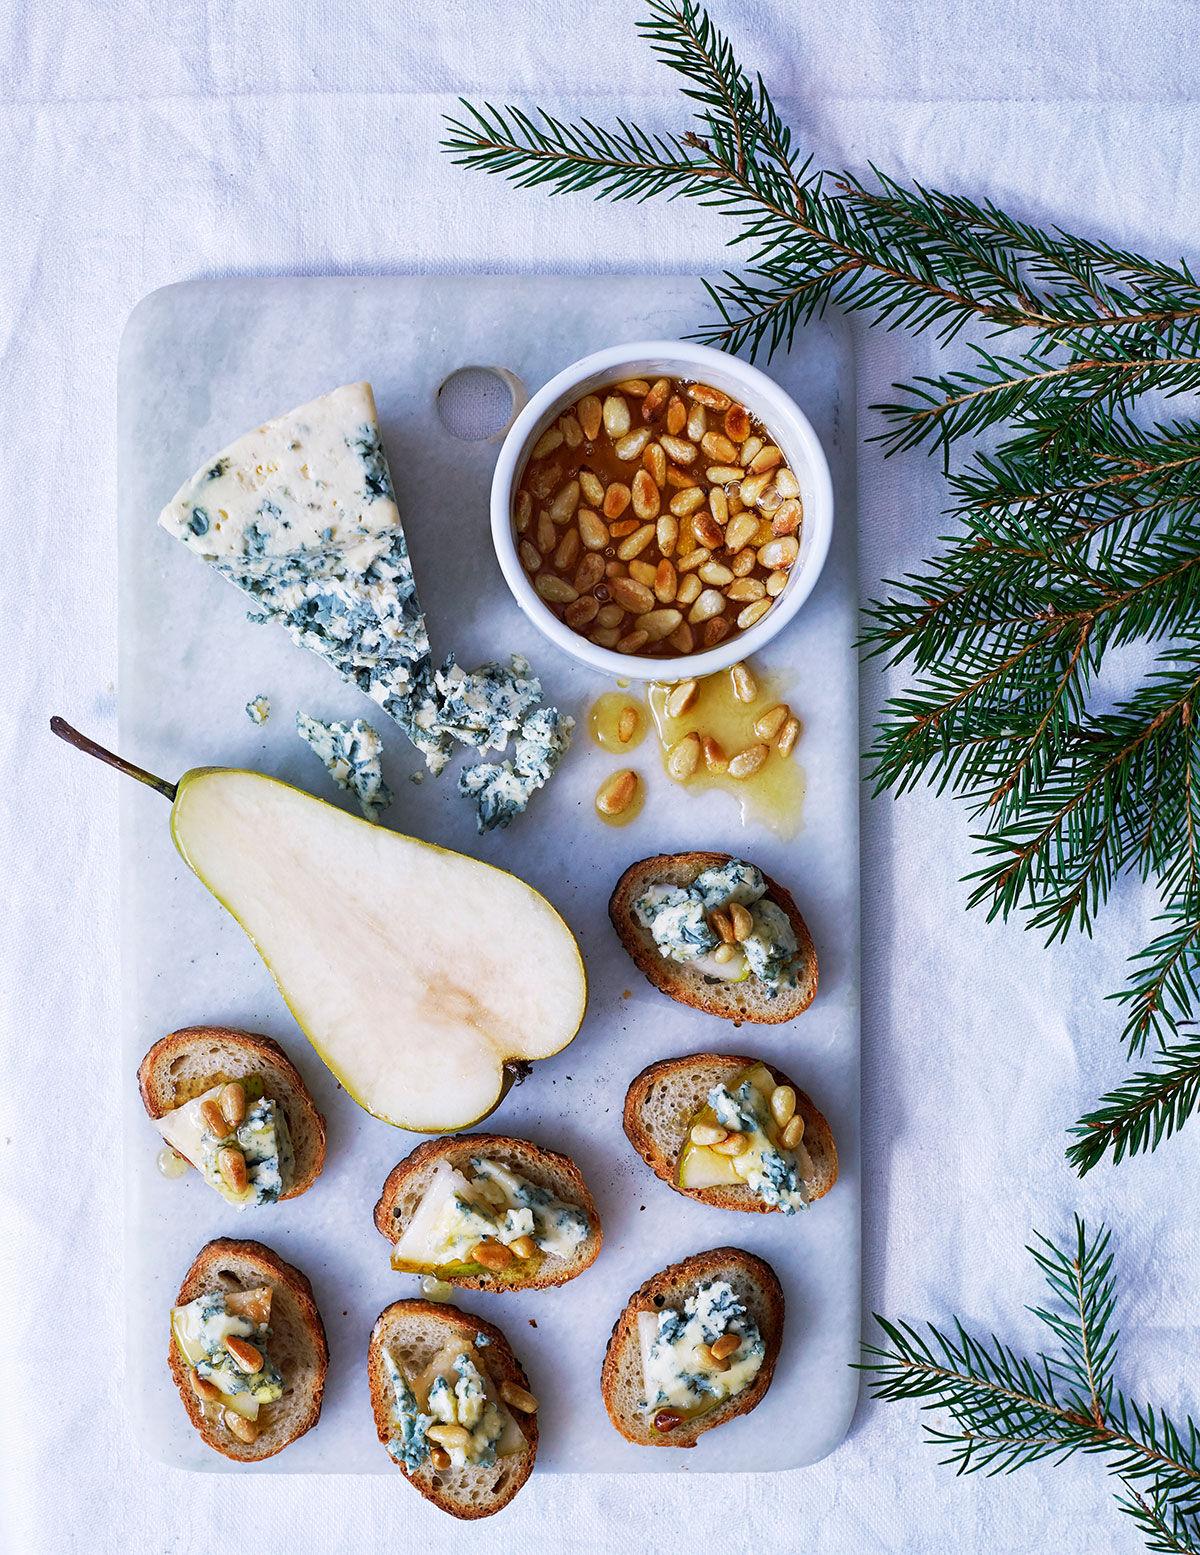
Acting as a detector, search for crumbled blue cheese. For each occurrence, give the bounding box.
[633,860,800,996]
[459,703,575,833]
[432,655,543,754]
[153,1082,293,1210]
[638,1280,765,1417]
[171,1290,283,1417]
[383,1349,434,1471]
[384,1342,518,1471]
[245,694,271,725]
[296,712,393,821]
[709,1079,808,1213]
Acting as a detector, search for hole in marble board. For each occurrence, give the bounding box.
[436,366,524,443]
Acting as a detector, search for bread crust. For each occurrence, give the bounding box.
[623,1052,838,1212]
[600,1247,784,1448]
[167,1237,328,1463]
[373,1133,602,1291]
[609,852,817,1023]
[367,1299,538,1518]
[138,1025,326,1199]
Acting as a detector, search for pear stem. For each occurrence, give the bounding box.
[50,716,178,803]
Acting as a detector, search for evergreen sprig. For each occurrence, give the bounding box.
[442,0,1200,1170]
[862,1220,1200,1552]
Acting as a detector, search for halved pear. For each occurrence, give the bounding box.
[52,719,587,1132]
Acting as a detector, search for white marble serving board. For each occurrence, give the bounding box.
[117,275,860,1476]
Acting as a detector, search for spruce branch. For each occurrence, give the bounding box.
[1067,1037,1200,1174]
[863,1221,1200,1552]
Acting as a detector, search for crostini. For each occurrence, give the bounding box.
[624,1053,837,1214]
[609,853,817,1022]
[368,1300,539,1518]
[374,1134,602,1290]
[139,1025,326,1209]
[168,1237,328,1461]
[601,1247,783,1448]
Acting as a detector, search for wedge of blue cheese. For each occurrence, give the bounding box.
[296,712,393,821]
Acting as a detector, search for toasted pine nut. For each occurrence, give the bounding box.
[610,576,655,614]
[562,414,583,446]
[430,1446,452,1471]
[770,1085,797,1127]
[579,470,605,507]
[427,1423,473,1451]
[653,559,678,603]
[703,618,731,649]
[531,426,564,460]
[578,395,603,440]
[219,1082,247,1130]
[713,1130,749,1156]
[687,383,731,410]
[596,603,625,629]
[643,441,667,487]
[775,466,800,498]
[590,627,621,648]
[677,546,710,575]
[639,608,682,642]
[758,536,799,570]
[515,490,533,533]
[617,521,656,560]
[666,397,687,436]
[724,512,760,554]
[660,434,697,465]
[777,716,801,757]
[224,1336,264,1374]
[629,559,657,587]
[609,518,638,540]
[574,552,605,593]
[708,907,735,943]
[549,479,580,524]
[577,509,608,550]
[509,1234,538,1260]
[536,574,578,605]
[686,400,707,441]
[687,588,725,625]
[667,679,698,718]
[711,1332,742,1361]
[667,732,701,780]
[701,1342,732,1372]
[554,528,581,571]
[655,514,678,557]
[564,596,599,630]
[617,378,650,395]
[727,577,765,602]
[200,1098,230,1139]
[617,629,649,655]
[712,942,739,964]
[728,742,769,778]
[594,768,639,818]
[603,394,631,438]
[669,486,706,517]
[690,1122,728,1147]
[617,705,640,744]
[740,470,772,508]
[665,465,699,490]
[729,902,754,942]
[749,443,782,473]
[603,482,631,520]
[217,1146,248,1193]
[536,509,556,553]
[472,1239,515,1271]
[190,1370,223,1403]
[724,404,750,441]
[781,1115,805,1150]
[500,1380,539,1414]
[642,377,671,419]
[709,485,728,526]
[698,561,734,587]
[741,435,763,465]
[654,1408,684,1433]
[223,1409,260,1444]
[701,431,738,463]
[755,703,790,742]
[706,466,745,485]
[772,498,802,536]
[702,736,728,773]
[615,427,652,461]
[729,548,756,577]
[676,573,703,606]
[730,661,757,703]
[737,598,773,630]
[692,513,724,551]
[669,622,695,653]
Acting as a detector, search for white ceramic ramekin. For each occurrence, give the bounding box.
[491,340,833,684]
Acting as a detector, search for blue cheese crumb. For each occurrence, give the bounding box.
[245,695,271,725]
[459,704,575,833]
[296,712,394,822]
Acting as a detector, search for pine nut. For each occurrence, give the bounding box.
[724,512,760,553]
[223,1409,260,1445]
[729,902,754,942]
[224,1336,264,1374]
[740,470,772,507]
[738,598,773,630]
[687,383,731,410]
[777,716,801,756]
[709,908,736,943]
[706,466,745,485]
[643,441,667,487]
[701,431,738,463]
[427,1423,473,1451]
[574,552,605,593]
[219,1083,247,1130]
[692,513,724,551]
[549,480,580,524]
[758,536,799,570]
[676,573,703,606]
[728,742,769,779]
[669,486,706,518]
[609,518,638,540]
[631,470,661,522]
[702,1344,732,1373]
[766,569,788,597]
[531,426,564,460]
[712,943,737,966]
[515,490,532,533]
[690,1121,728,1146]
[618,378,650,395]
[578,509,608,550]
[698,561,734,587]
[577,471,603,508]
[669,622,695,653]
[727,577,765,602]
[639,607,682,642]
[578,395,603,441]
[611,576,655,614]
[509,1234,538,1260]
[702,736,728,773]
[713,1130,749,1156]
[642,377,670,419]
[667,732,701,780]
[730,547,756,577]
[749,444,782,473]
[472,1239,515,1271]
[596,603,624,628]
[730,661,757,702]
[665,465,699,490]
[217,1146,248,1193]
[629,559,658,587]
[617,705,640,744]
[590,627,621,648]
[554,528,581,571]
[703,617,731,648]
[617,629,650,655]
[536,510,556,554]
[654,1408,684,1433]
[603,482,631,519]
[653,559,678,602]
[666,397,687,436]
[617,521,656,560]
[500,1381,539,1414]
[709,486,728,525]
[564,596,599,630]
[775,467,800,498]
[755,704,790,742]
[615,427,652,461]
[741,435,763,465]
[770,1084,797,1127]
[191,1370,223,1403]
[677,546,710,575]
[430,1446,452,1471]
[724,404,750,441]
[711,1332,742,1361]
[772,498,802,536]
[660,434,697,465]
[536,574,578,605]
[781,1115,805,1150]
[667,679,698,718]
[687,588,725,624]
[200,1098,230,1138]
[603,395,631,438]
[656,514,679,557]
[560,414,583,449]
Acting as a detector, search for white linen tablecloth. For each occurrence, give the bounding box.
[3,2,1199,1550]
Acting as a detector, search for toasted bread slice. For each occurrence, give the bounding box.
[368,1300,538,1518]
[609,852,817,1023]
[624,1053,838,1212]
[374,1134,602,1290]
[168,1238,328,1462]
[138,1025,326,1199]
[601,1246,784,1448]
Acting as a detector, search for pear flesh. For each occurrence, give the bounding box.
[170,769,587,1132]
